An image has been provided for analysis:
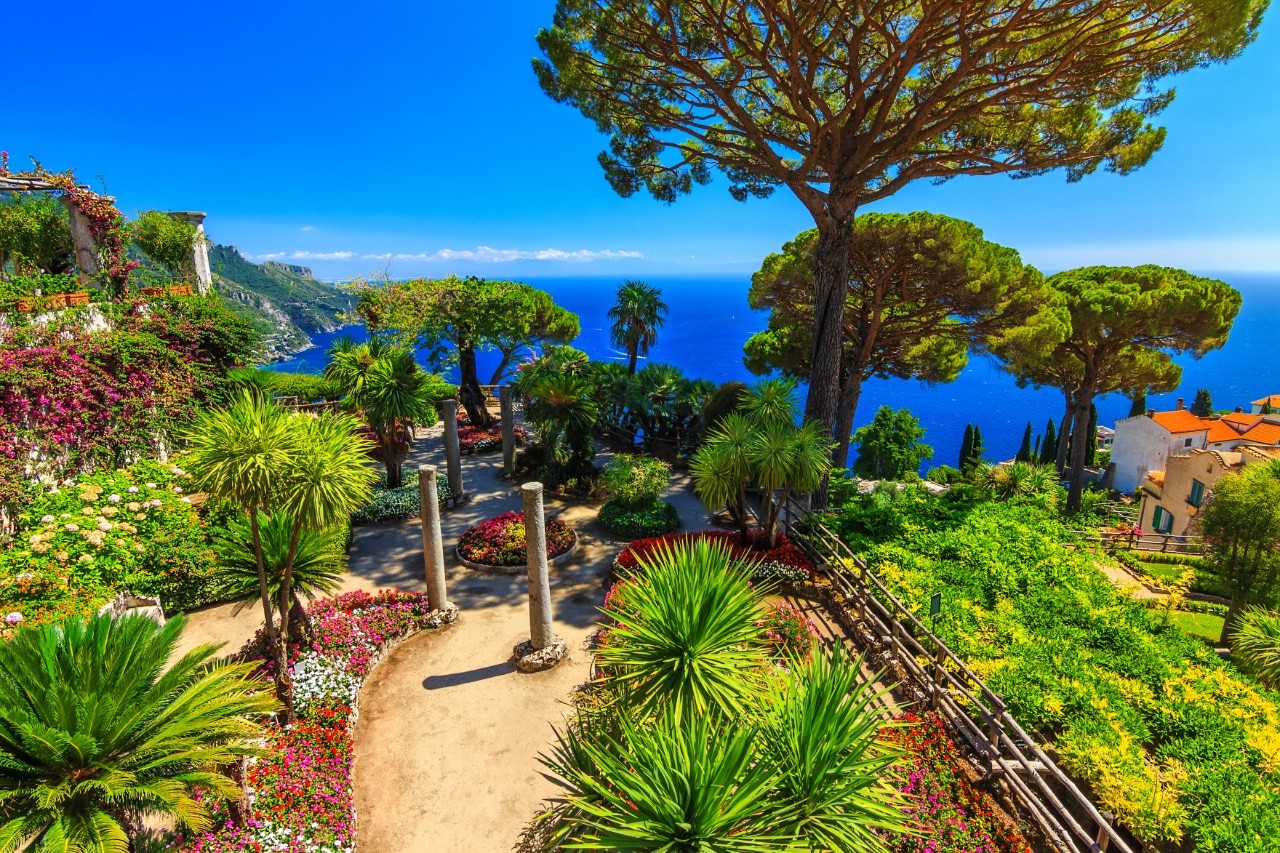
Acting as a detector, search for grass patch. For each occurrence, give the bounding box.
[1167,610,1224,645]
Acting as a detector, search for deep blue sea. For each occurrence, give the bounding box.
[264,274,1280,472]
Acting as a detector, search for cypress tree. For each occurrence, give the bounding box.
[1016,422,1033,462]
[1033,433,1042,459]
[958,423,974,471]
[1191,388,1214,417]
[1086,404,1099,466]
[1128,388,1148,417]
[1039,418,1057,465]
[970,426,985,470]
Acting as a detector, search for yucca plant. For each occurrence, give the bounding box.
[539,707,790,852]
[597,538,766,718]
[761,646,909,853]
[1232,607,1280,688]
[0,613,275,852]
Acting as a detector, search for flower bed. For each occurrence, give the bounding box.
[597,498,680,539]
[458,423,525,454]
[174,590,457,853]
[613,530,815,586]
[456,511,574,568]
[351,469,453,525]
[883,712,1032,853]
[760,601,820,662]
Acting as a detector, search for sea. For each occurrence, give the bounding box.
[263,274,1280,473]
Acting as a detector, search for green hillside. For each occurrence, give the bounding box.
[208,244,353,360]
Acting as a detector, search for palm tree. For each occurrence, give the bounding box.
[525,374,599,478]
[325,341,436,488]
[0,613,275,851]
[1232,608,1280,688]
[692,379,832,548]
[214,511,347,636]
[598,538,766,719]
[185,396,374,718]
[608,281,668,376]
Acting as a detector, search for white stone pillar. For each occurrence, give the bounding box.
[523,482,554,650]
[61,198,101,287]
[441,399,465,500]
[418,466,448,611]
[500,385,516,477]
[170,211,213,295]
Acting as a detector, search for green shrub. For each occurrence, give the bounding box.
[351,469,453,525]
[267,370,343,401]
[600,454,670,509]
[925,464,964,485]
[598,498,680,538]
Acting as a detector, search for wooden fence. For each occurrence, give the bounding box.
[1068,529,1204,555]
[785,506,1133,853]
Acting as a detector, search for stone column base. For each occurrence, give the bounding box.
[513,636,568,672]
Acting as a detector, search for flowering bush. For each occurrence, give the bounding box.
[458,423,525,454]
[760,602,820,662]
[614,530,815,585]
[0,460,220,630]
[457,511,574,567]
[351,469,453,525]
[883,713,1032,853]
[177,590,453,853]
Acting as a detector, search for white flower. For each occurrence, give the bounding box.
[127,486,139,493]
[145,482,157,489]
[39,515,54,524]
[4,612,22,625]
[172,486,183,494]
[107,494,121,503]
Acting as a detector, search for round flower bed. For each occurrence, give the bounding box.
[456,511,576,573]
[613,530,815,586]
[172,590,457,853]
[597,498,680,539]
[459,423,526,454]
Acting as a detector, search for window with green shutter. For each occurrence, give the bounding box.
[1152,506,1174,534]
[1189,479,1205,507]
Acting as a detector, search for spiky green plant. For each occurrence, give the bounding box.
[0,613,275,852]
[597,538,766,718]
[526,374,599,477]
[214,511,346,616]
[540,707,789,852]
[1232,608,1280,688]
[761,646,908,852]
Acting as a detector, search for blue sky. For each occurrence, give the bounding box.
[5,1,1279,279]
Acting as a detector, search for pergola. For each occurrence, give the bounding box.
[0,174,212,293]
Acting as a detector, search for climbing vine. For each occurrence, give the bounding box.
[0,153,138,294]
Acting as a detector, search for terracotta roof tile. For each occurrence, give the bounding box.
[1151,410,1212,434]
[1206,421,1242,443]
[1222,412,1263,428]
[1240,422,1280,445]
[1251,394,1280,408]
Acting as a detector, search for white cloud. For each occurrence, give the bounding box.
[357,246,645,263]
[287,250,356,261]
[300,225,315,232]
[1022,236,1280,273]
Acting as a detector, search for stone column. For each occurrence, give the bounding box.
[60,198,101,287]
[523,482,554,650]
[500,385,517,477]
[418,466,448,611]
[440,399,465,501]
[170,211,213,295]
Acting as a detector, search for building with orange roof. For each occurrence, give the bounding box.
[1110,396,1279,493]
[1251,394,1280,414]
[1139,445,1280,538]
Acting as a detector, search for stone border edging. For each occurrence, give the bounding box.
[455,531,579,575]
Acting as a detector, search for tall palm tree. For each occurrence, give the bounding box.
[184,396,374,718]
[608,281,668,376]
[0,613,275,852]
[325,341,436,488]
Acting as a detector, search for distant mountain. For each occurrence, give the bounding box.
[208,244,353,361]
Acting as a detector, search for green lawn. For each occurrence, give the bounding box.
[1136,558,1225,596]
[1167,609,1225,645]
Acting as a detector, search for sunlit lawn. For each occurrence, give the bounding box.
[1167,610,1225,645]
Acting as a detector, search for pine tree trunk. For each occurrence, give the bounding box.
[802,217,855,449]
[458,346,490,426]
[1065,397,1095,512]
[1054,406,1073,474]
[834,369,864,469]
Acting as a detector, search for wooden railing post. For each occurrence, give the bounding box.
[931,642,946,710]
[986,693,1006,773]
[1095,811,1115,852]
[858,561,868,621]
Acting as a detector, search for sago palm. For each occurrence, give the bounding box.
[539,707,790,853]
[607,280,668,376]
[526,374,599,476]
[760,646,908,853]
[1232,608,1280,688]
[597,538,766,718]
[0,613,275,853]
